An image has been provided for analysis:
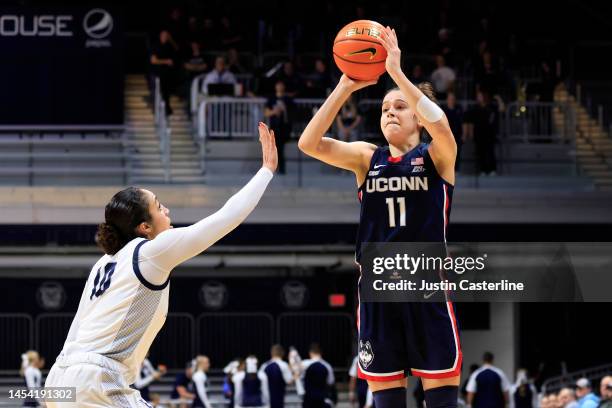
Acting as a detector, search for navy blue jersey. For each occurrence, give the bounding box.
[467,366,510,408]
[356,143,453,261]
[264,361,287,408]
[242,374,263,407]
[170,373,192,399]
[304,361,330,401]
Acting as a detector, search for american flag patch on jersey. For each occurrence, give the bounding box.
[411,157,424,165]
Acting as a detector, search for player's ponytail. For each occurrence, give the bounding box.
[95,187,151,255]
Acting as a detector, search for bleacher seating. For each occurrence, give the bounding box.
[0,131,127,186]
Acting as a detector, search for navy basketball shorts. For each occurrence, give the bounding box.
[357,300,462,381]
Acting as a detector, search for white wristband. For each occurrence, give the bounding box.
[416,95,444,123]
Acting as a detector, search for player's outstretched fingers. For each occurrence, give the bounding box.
[266,129,278,172]
[258,122,277,173]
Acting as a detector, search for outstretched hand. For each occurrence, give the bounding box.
[379,26,402,78]
[258,122,278,173]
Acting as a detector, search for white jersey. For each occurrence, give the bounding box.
[50,168,272,396]
[58,237,169,384]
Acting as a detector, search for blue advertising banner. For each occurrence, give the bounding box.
[0,7,124,125]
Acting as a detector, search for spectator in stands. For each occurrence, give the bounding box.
[431,55,456,99]
[475,51,502,96]
[336,95,362,142]
[220,16,244,50]
[511,369,537,408]
[183,41,208,79]
[576,378,600,408]
[233,355,270,408]
[133,354,167,402]
[296,343,335,408]
[551,394,563,408]
[192,355,213,408]
[260,345,293,408]
[599,376,612,408]
[542,395,552,408]
[348,355,371,408]
[227,48,247,75]
[151,30,179,116]
[202,56,237,95]
[560,388,579,408]
[265,80,295,174]
[171,361,196,408]
[305,58,333,98]
[201,17,220,51]
[537,61,557,102]
[150,393,163,408]
[277,61,304,98]
[442,92,465,171]
[184,42,208,82]
[465,90,503,176]
[466,352,511,408]
[166,7,187,51]
[435,27,456,67]
[21,350,43,407]
[186,16,204,45]
[410,64,427,85]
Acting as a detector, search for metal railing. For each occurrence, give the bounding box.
[195,97,576,142]
[147,313,196,369]
[34,313,73,368]
[542,362,612,394]
[154,77,171,182]
[277,312,354,369]
[504,101,576,143]
[196,97,266,174]
[197,313,274,370]
[0,312,355,372]
[190,74,255,119]
[0,314,34,373]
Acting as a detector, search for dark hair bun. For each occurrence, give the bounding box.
[417,82,437,102]
[95,222,123,255]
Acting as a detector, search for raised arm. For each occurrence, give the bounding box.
[298,75,378,182]
[138,123,277,285]
[379,27,457,182]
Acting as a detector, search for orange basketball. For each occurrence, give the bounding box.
[333,20,387,81]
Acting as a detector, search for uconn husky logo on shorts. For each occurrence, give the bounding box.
[359,340,374,369]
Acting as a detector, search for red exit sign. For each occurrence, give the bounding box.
[329,294,346,307]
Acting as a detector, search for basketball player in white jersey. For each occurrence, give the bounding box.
[44,123,277,407]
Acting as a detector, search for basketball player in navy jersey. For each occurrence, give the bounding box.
[298,27,461,408]
[260,345,293,408]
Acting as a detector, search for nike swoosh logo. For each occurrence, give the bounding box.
[374,164,386,169]
[424,290,438,299]
[345,47,377,60]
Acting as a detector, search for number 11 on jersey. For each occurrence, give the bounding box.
[385,197,406,227]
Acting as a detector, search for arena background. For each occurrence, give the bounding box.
[1,0,611,406]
